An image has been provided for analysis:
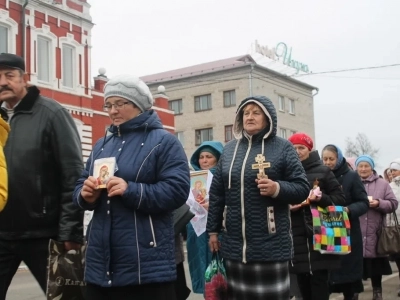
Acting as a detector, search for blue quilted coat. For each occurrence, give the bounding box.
[186,141,224,294]
[207,96,309,263]
[73,110,190,287]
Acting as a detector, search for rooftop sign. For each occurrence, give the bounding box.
[254,40,310,74]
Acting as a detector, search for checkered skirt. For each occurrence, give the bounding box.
[224,259,289,300]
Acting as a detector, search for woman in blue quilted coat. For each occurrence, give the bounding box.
[186,141,223,295]
[73,75,190,300]
[207,96,310,300]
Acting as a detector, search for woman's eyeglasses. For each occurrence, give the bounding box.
[103,102,131,112]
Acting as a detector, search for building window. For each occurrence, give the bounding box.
[37,36,50,82]
[289,98,295,114]
[62,44,75,88]
[278,95,285,112]
[175,131,184,146]
[169,99,183,115]
[0,25,8,53]
[195,94,212,112]
[225,125,233,142]
[223,90,236,107]
[195,128,213,145]
[280,128,287,139]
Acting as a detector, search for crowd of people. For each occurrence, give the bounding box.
[0,52,400,300]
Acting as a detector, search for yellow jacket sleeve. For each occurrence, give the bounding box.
[0,118,10,212]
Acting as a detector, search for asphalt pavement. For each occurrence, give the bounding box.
[6,261,400,299]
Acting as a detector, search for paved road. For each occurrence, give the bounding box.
[6,262,400,299]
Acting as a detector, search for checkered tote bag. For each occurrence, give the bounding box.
[311,205,351,255]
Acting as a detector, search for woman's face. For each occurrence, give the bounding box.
[242,104,268,135]
[199,151,217,170]
[357,162,373,179]
[105,96,141,126]
[293,144,310,162]
[391,169,400,179]
[322,150,337,170]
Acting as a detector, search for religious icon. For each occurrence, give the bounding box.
[93,157,116,189]
[190,170,209,204]
[252,154,271,179]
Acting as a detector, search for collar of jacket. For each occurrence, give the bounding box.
[0,86,40,121]
[333,158,350,177]
[361,171,380,183]
[108,109,162,136]
[301,150,322,171]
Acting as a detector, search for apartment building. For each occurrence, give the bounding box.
[142,54,318,157]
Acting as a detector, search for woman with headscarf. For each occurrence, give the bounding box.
[288,133,345,300]
[384,167,393,183]
[207,96,309,300]
[321,145,369,300]
[186,141,224,296]
[355,155,398,300]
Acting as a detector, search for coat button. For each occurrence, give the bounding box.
[108,280,111,285]
[270,219,274,222]
[107,200,110,204]
[107,210,110,214]
[150,241,154,246]
[271,228,275,232]
[107,272,109,276]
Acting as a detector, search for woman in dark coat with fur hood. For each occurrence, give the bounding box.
[288,133,346,300]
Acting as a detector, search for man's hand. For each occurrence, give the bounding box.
[107,176,128,197]
[64,241,81,251]
[256,178,278,197]
[81,176,101,204]
[209,234,220,252]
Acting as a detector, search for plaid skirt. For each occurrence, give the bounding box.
[225,259,289,300]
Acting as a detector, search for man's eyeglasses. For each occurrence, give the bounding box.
[103,102,131,112]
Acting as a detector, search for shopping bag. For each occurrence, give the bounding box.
[46,239,86,300]
[204,252,228,300]
[377,212,400,255]
[311,205,351,255]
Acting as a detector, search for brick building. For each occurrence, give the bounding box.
[141,54,318,157]
[0,0,174,162]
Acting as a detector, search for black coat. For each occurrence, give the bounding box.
[290,151,346,274]
[0,86,84,243]
[330,159,369,286]
[207,96,310,263]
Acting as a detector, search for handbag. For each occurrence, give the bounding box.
[46,240,86,300]
[311,205,351,255]
[204,252,228,300]
[173,203,195,236]
[377,211,400,255]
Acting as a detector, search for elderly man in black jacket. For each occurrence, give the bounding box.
[0,53,83,298]
[207,96,309,300]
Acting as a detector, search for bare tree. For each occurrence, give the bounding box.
[345,133,379,159]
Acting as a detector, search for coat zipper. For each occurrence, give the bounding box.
[241,138,253,263]
[149,215,157,247]
[134,211,141,284]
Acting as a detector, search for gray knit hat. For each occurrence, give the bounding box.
[104,75,154,112]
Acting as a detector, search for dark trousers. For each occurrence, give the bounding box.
[297,269,329,300]
[85,281,177,300]
[0,238,50,300]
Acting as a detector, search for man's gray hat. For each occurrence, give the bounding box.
[104,75,154,112]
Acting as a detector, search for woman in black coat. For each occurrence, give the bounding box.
[288,134,346,300]
[322,145,369,300]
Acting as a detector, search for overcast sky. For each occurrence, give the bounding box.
[90,0,400,173]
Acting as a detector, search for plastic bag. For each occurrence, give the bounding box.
[204,252,228,300]
[46,239,86,300]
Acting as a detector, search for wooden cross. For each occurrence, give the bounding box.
[252,154,271,179]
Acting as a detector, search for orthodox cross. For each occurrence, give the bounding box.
[252,154,271,179]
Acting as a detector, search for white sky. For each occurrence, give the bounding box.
[90,0,400,173]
